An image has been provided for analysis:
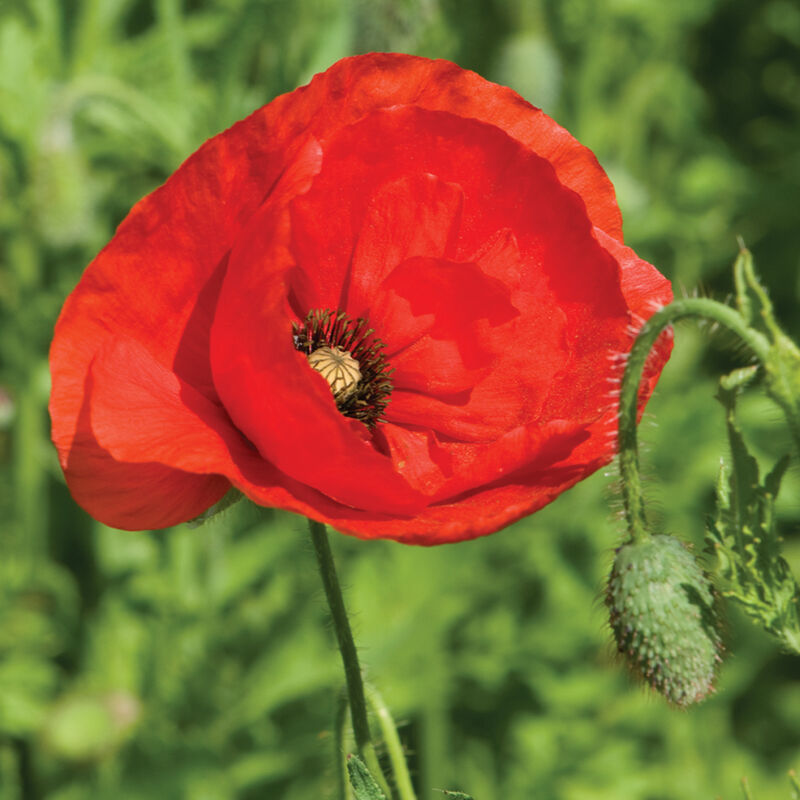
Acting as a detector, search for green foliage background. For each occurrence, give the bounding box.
[1,0,799,797]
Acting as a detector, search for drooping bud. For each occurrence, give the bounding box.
[606,534,723,707]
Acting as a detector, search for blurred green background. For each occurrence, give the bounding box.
[1,0,800,798]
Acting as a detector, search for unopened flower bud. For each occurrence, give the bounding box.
[606,534,723,707]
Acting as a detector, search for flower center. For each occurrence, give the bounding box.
[292,309,393,428]
[307,346,362,399]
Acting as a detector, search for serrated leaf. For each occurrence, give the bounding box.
[706,379,800,653]
[347,754,387,800]
[734,245,780,339]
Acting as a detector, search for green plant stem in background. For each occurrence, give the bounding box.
[365,684,417,800]
[308,519,391,798]
[11,737,37,800]
[618,296,772,544]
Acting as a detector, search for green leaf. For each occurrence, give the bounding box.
[706,377,800,653]
[347,754,387,800]
[733,244,780,339]
[435,791,476,799]
[731,247,800,455]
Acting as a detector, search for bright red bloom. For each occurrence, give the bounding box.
[50,53,672,544]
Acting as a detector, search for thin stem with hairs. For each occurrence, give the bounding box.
[617,296,771,544]
[308,518,391,797]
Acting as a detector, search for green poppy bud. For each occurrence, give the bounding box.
[606,534,723,707]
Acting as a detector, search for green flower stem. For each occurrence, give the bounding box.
[308,519,390,797]
[619,297,772,544]
[365,684,417,800]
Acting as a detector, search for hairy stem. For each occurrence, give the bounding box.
[618,297,771,543]
[308,519,390,796]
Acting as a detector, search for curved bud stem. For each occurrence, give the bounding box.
[618,297,771,543]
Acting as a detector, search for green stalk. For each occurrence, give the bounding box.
[308,519,391,797]
[365,684,417,800]
[618,297,771,544]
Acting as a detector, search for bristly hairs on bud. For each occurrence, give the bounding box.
[606,534,723,706]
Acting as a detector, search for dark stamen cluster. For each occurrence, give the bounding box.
[292,309,393,428]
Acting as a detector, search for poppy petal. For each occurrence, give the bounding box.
[286,54,623,240]
[53,361,229,531]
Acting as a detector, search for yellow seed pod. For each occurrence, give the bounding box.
[307,346,362,400]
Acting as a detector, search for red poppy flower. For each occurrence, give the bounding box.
[49,53,672,544]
